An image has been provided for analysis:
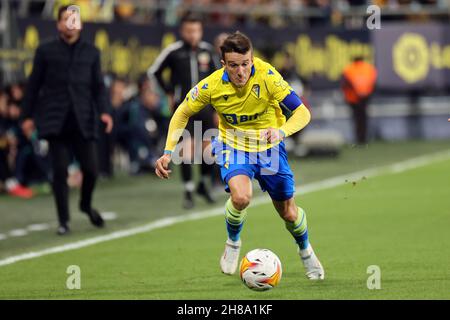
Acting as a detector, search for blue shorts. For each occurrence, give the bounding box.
[211,139,295,201]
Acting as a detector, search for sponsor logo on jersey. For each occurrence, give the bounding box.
[191,86,199,100]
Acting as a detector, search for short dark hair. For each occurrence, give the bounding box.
[220,31,253,60]
[57,5,71,21]
[180,13,203,26]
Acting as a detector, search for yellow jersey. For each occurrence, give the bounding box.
[183,57,296,152]
[164,57,310,153]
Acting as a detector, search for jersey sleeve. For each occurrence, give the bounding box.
[265,66,294,103]
[265,65,304,111]
[183,78,210,113]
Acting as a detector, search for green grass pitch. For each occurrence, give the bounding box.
[0,141,449,299]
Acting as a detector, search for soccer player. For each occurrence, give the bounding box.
[155,32,324,280]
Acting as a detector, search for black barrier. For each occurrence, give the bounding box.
[2,18,450,91]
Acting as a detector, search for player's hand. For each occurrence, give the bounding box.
[155,153,172,179]
[21,118,35,139]
[260,128,285,144]
[101,113,113,134]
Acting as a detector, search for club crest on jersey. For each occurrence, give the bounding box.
[191,86,199,100]
[252,84,260,99]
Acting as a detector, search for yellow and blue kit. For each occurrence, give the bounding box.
[164,57,311,201]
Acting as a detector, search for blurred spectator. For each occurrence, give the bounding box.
[6,91,50,187]
[120,75,166,174]
[148,13,219,209]
[98,76,126,178]
[99,74,168,176]
[214,32,230,57]
[0,88,34,198]
[341,56,377,145]
[114,0,136,22]
[305,0,333,26]
[278,51,306,97]
[278,50,311,157]
[108,77,135,173]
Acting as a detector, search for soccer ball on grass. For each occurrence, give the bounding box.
[239,249,282,291]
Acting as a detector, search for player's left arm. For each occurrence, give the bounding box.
[278,92,311,138]
[262,68,311,143]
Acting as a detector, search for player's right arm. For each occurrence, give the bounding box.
[155,101,195,179]
[155,80,210,179]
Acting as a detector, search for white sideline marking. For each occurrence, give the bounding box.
[8,229,28,237]
[0,213,117,241]
[101,212,118,221]
[27,223,51,232]
[0,149,449,267]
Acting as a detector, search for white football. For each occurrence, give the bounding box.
[239,248,282,291]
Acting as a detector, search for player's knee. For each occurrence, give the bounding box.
[231,194,251,211]
[280,206,297,222]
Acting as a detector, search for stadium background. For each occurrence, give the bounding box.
[0,0,449,300]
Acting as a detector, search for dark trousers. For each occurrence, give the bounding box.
[349,98,369,145]
[48,114,98,226]
[97,121,113,177]
[0,146,12,181]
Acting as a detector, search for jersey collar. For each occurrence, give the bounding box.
[222,64,256,82]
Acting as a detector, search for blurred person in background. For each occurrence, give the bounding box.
[305,0,333,26]
[6,91,50,189]
[278,50,311,157]
[114,0,136,22]
[148,13,220,209]
[124,75,167,174]
[0,88,34,198]
[341,56,377,145]
[21,5,113,235]
[214,32,230,60]
[98,75,128,178]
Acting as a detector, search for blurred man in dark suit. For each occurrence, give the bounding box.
[21,5,113,235]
